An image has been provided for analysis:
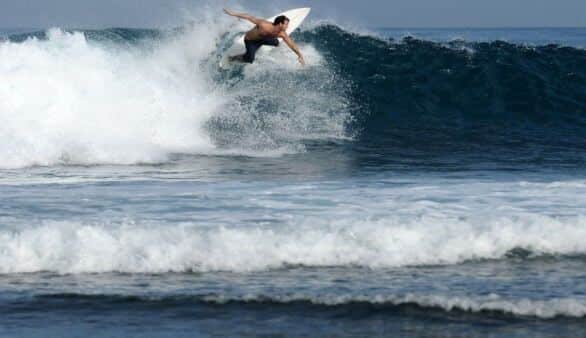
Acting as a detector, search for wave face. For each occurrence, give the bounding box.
[298,26,586,166]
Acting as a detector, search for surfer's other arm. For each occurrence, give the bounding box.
[223,9,262,25]
[280,33,305,66]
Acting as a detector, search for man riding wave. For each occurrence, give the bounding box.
[223,9,305,66]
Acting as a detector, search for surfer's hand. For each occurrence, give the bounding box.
[223,8,234,16]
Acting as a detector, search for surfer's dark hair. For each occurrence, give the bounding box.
[273,15,290,25]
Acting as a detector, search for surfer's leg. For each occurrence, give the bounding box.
[242,40,262,63]
[232,39,278,64]
[261,38,280,47]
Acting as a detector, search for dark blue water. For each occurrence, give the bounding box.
[379,27,586,48]
[1,23,586,337]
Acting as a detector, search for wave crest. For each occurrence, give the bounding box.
[35,292,586,319]
[2,214,586,274]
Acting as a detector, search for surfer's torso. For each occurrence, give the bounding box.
[244,21,282,41]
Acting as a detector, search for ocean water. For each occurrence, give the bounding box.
[1,17,586,337]
[379,27,586,48]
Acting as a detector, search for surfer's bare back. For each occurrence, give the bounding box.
[223,8,305,66]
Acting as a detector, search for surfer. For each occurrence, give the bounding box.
[223,8,305,66]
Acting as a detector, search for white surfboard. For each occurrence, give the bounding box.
[219,8,311,69]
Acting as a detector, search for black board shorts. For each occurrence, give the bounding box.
[242,38,280,63]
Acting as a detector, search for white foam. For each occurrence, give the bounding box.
[0,28,221,168]
[1,211,586,274]
[0,15,350,169]
[201,293,586,318]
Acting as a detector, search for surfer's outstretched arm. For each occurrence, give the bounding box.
[280,33,305,66]
[223,9,262,25]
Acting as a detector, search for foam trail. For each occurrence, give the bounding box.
[2,213,586,274]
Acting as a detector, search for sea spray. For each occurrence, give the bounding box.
[0,22,352,168]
